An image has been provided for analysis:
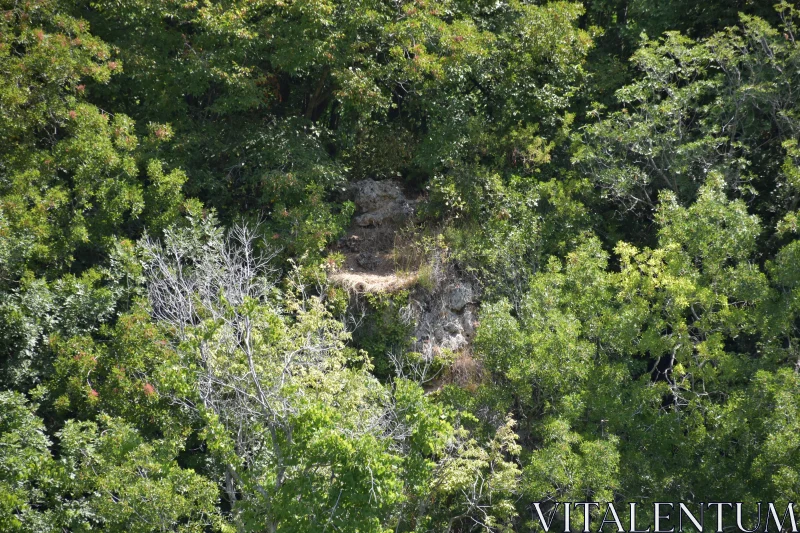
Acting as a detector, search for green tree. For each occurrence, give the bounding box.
[575,4,800,241]
[141,216,453,531]
[0,391,227,532]
[0,0,190,390]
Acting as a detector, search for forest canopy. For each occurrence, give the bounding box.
[1,0,799,531]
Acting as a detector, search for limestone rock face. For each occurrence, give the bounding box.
[461,307,477,339]
[411,278,478,356]
[445,283,472,312]
[352,179,416,227]
[330,179,419,289]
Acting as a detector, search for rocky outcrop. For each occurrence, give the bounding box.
[352,179,416,227]
[410,278,478,355]
[331,178,478,360]
[331,179,417,276]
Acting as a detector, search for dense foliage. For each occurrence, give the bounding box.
[1,0,798,531]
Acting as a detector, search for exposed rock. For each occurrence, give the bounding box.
[329,178,479,365]
[445,283,472,312]
[342,234,361,252]
[461,307,477,339]
[352,179,403,212]
[408,276,478,358]
[444,318,461,335]
[440,333,467,352]
[352,179,416,227]
[332,179,417,277]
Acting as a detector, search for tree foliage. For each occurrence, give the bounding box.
[1,0,800,531]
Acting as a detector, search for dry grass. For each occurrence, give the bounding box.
[329,271,419,293]
[448,349,484,391]
[390,223,429,274]
[421,348,485,394]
